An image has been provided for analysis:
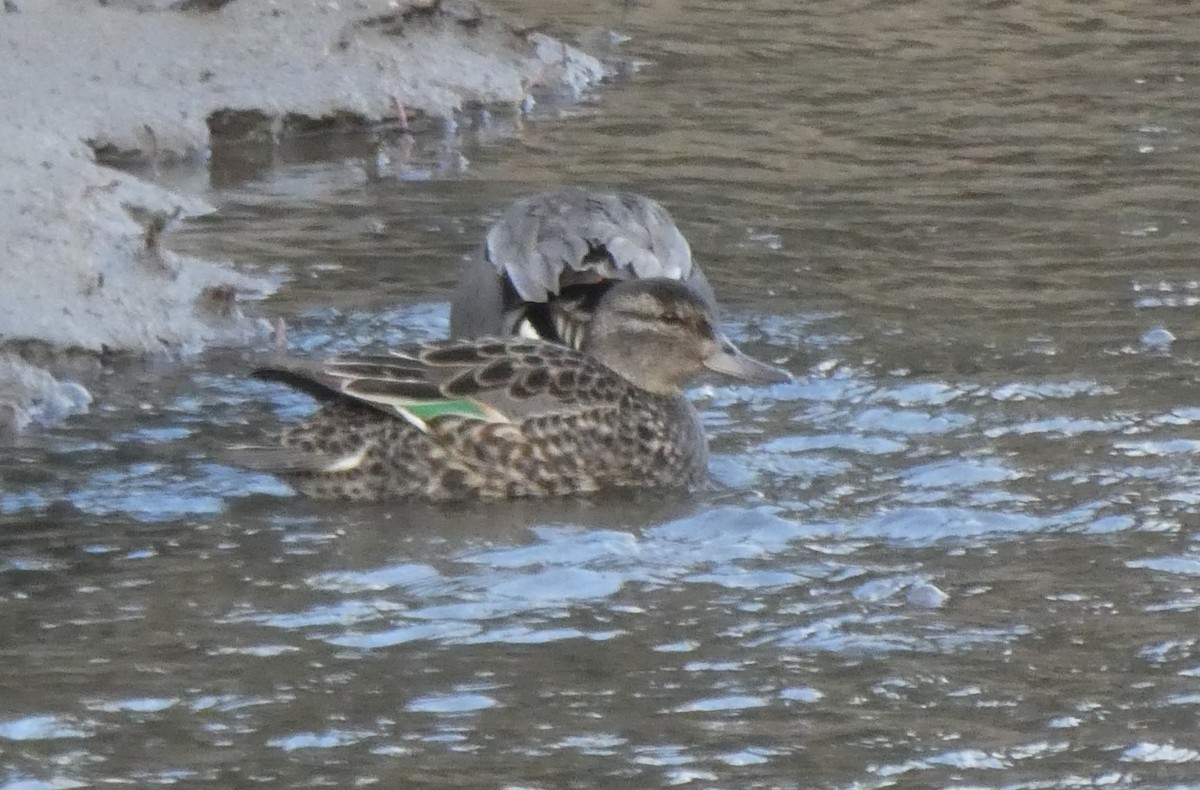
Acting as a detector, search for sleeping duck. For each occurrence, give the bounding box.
[449,188,718,349]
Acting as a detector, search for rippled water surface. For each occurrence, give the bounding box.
[7,0,1200,786]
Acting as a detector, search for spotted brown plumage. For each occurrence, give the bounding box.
[224,279,791,502]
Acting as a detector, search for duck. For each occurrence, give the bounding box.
[226,278,789,502]
[449,187,717,349]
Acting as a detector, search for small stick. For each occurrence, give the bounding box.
[392,96,411,134]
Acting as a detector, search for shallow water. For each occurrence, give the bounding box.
[6,0,1200,786]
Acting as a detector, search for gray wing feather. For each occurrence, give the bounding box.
[450,188,718,339]
[484,188,694,301]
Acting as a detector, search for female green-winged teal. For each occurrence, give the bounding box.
[450,188,717,347]
[227,279,788,502]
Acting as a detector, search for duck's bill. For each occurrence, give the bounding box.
[703,337,793,384]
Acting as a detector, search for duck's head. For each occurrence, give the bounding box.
[583,279,792,394]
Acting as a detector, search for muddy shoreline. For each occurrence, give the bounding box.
[0,0,603,434]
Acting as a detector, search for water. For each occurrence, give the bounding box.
[5,0,1200,785]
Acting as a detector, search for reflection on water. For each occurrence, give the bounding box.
[6,0,1200,786]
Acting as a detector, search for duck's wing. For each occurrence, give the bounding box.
[450,189,717,338]
[252,339,619,432]
[488,189,694,302]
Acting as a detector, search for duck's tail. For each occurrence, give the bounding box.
[216,443,369,475]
